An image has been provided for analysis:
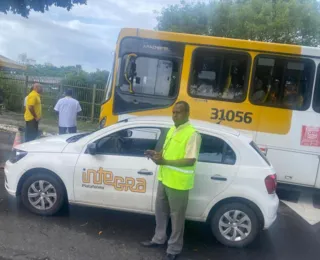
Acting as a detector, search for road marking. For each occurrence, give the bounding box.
[281,190,320,225]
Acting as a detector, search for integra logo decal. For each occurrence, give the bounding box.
[82,167,146,193]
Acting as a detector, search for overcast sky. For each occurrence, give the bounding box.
[0,0,203,72]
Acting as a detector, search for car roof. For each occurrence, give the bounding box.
[126,116,240,136]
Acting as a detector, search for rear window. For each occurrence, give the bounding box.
[250,141,271,166]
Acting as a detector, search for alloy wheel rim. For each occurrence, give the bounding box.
[218,210,252,241]
[27,180,57,210]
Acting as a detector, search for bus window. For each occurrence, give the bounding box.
[313,66,320,113]
[251,56,315,111]
[119,55,179,97]
[189,48,249,102]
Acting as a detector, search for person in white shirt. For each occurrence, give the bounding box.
[54,89,82,134]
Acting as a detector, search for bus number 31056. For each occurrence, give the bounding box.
[211,108,253,124]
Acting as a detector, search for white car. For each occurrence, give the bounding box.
[4,117,278,247]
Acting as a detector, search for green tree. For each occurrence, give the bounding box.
[0,0,86,17]
[156,0,320,46]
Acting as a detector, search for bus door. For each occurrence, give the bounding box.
[251,55,319,187]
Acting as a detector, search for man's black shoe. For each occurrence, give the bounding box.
[164,253,179,260]
[140,240,163,248]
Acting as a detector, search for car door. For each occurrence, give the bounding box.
[74,126,165,213]
[186,133,239,218]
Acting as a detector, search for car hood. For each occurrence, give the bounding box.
[17,134,78,153]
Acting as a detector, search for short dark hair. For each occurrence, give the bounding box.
[65,89,73,96]
[175,101,190,113]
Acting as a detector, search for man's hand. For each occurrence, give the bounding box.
[145,150,156,159]
[35,117,41,122]
[151,152,165,165]
[145,150,166,165]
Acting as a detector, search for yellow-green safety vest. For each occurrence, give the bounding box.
[158,123,198,190]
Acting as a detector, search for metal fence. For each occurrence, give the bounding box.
[0,74,106,122]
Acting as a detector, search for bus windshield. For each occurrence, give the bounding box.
[112,37,185,114]
[119,55,178,97]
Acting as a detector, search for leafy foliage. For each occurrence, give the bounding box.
[156,0,320,46]
[0,72,24,112]
[26,64,109,88]
[0,0,86,17]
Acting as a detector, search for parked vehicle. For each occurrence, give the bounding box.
[100,28,320,188]
[4,117,278,247]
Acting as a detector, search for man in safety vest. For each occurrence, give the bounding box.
[141,101,201,260]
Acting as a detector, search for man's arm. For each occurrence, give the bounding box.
[77,101,82,114]
[28,105,38,120]
[152,132,201,167]
[27,95,40,121]
[160,158,196,167]
[54,100,61,119]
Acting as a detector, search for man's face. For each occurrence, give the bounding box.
[35,85,43,94]
[172,103,189,127]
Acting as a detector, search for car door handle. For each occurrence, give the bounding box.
[138,169,153,175]
[211,175,227,181]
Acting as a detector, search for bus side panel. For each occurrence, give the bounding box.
[256,110,320,187]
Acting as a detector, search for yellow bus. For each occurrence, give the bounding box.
[99,28,320,188]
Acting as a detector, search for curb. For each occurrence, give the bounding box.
[0,123,54,137]
[0,124,19,133]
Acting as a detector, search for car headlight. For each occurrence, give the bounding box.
[9,149,28,163]
[99,117,107,129]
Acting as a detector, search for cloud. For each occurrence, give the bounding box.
[0,0,207,72]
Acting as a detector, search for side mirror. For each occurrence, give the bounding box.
[124,53,137,93]
[87,143,97,155]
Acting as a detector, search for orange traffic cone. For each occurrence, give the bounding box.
[12,131,22,149]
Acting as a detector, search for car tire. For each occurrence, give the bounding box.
[210,202,259,247]
[21,173,65,216]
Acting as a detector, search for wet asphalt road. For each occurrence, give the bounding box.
[1,131,320,260]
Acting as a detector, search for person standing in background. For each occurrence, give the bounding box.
[24,83,43,142]
[54,89,82,134]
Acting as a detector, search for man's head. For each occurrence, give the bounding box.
[33,83,43,94]
[172,101,190,127]
[65,89,73,97]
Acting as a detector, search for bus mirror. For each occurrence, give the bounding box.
[126,56,137,78]
[124,54,137,93]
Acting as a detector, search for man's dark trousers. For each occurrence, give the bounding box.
[59,126,77,135]
[25,119,38,142]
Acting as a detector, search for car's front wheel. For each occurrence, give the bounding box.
[21,173,65,216]
[210,202,259,247]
